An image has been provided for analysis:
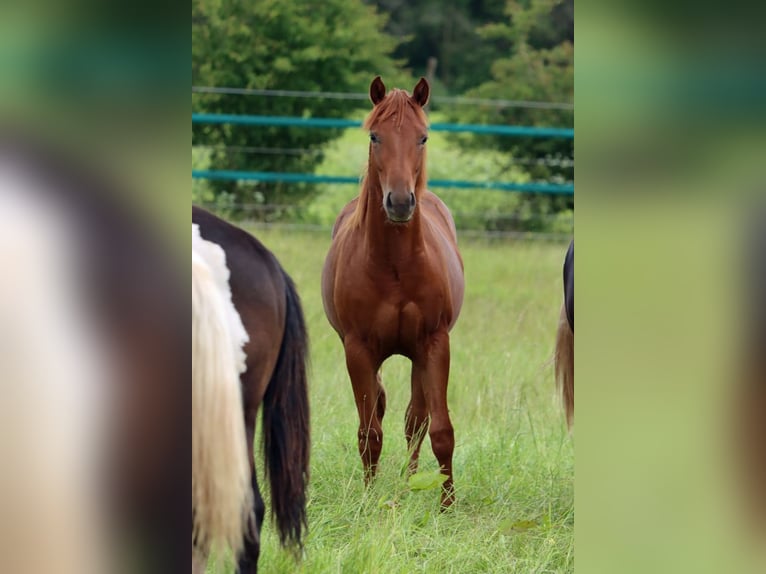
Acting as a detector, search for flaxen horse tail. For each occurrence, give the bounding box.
[555,303,574,428]
[192,225,252,559]
[262,269,310,549]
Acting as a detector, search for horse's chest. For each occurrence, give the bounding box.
[335,251,451,353]
[368,281,445,350]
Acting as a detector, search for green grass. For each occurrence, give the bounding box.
[206,227,574,573]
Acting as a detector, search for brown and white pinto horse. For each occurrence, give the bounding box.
[321,77,464,507]
[193,206,310,574]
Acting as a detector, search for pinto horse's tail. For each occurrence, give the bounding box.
[262,269,310,550]
[192,225,252,559]
[555,303,575,428]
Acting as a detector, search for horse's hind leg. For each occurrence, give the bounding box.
[236,470,265,574]
[405,365,428,474]
[237,412,265,574]
[345,337,385,482]
[418,331,455,508]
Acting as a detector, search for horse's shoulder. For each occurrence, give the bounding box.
[422,190,446,206]
[421,191,458,242]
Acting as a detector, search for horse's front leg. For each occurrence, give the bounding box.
[344,336,385,482]
[416,330,455,508]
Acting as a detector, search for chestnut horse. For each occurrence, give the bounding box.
[321,77,464,507]
[555,239,574,427]
[193,206,310,573]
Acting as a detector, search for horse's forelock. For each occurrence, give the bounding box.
[363,89,428,130]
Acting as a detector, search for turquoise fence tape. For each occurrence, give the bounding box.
[192,170,573,195]
[192,113,574,194]
[191,113,574,139]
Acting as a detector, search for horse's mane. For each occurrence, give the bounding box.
[362,89,428,130]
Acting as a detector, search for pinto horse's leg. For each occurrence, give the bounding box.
[236,470,265,574]
[405,365,428,474]
[344,337,385,482]
[419,331,456,508]
[237,414,264,574]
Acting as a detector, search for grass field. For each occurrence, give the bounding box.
[206,226,574,573]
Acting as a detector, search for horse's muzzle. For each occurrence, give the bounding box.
[384,191,416,222]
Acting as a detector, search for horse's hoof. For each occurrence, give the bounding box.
[439,490,456,511]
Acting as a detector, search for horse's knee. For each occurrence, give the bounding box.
[429,424,454,464]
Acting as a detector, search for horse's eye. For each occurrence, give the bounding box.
[370,133,379,144]
[419,135,428,145]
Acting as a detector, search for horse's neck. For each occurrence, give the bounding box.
[357,174,423,261]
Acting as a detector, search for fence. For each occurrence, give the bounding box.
[191,113,574,195]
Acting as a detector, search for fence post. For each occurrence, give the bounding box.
[425,57,438,115]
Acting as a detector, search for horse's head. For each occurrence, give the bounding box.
[364,76,430,223]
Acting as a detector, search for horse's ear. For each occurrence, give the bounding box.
[370,76,386,105]
[412,77,430,108]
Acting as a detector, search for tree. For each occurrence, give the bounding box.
[192,0,408,216]
[364,0,508,94]
[447,0,574,230]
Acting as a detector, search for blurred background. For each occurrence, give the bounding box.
[1,1,187,573]
[575,2,766,573]
[192,0,574,237]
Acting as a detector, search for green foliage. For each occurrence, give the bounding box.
[364,0,509,94]
[407,470,449,491]
[447,0,574,222]
[192,0,409,216]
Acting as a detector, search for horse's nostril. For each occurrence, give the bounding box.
[386,194,393,209]
[409,192,415,206]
